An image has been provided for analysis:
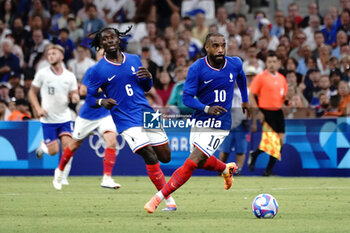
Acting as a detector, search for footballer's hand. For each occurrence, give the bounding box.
[242,102,251,118]
[136,67,152,79]
[208,106,227,116]
[36,107,47,117]
[101,98,118,109]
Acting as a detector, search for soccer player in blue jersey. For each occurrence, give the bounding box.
[52,62,120,191]
[85,27,176,211]
[144,32,250,213]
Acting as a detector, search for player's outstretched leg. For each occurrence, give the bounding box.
[144,159,198,213]
[200,156,237,190]
[101,148,120,189]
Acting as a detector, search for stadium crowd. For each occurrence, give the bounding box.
[0,0,350,121]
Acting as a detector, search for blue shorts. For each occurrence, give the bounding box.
[220,123,248,154]
[42,121,73,145]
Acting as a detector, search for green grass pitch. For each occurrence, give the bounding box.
[0,176,349,233]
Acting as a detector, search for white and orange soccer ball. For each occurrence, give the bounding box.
[252,194,278,218]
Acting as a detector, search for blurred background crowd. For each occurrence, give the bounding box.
[0,0,350,121]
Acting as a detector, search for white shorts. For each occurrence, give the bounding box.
[121,126,169,153]
[72,115,117,141]
[190,127,230,157]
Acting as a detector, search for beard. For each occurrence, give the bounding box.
[208,53,225,65]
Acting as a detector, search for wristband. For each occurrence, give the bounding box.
[204,105,210,113]
[98,98,103,106]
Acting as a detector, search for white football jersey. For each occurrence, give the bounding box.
[32,66,78,123]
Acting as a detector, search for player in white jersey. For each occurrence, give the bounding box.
[52,49,120,191]
[28,44,79,184]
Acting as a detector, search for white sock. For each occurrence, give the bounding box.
[165,196,176,206]
[156,191,165,200]
[40,142,48,154]
[62,157,73,179]
[222,165,228,175]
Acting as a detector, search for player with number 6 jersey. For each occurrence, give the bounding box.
[85,27,177,211]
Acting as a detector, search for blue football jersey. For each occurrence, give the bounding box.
[78,67,110,120]
[183,56,247,130]
[87,52,153,133]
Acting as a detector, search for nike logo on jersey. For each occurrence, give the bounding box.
[108,75,116,81]
[204,79,213,84]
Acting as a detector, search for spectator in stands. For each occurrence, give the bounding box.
[150,35,166,67]
[318,75,332,97]
[252,10,266,43]
[240,33,253,60]
[28,0,51,30]
[300,2,323,28]
[303,15,322,51]
[23,29,50,71]
[83,4,105,37]
[67,17,84,45]
[180,28,201,60]
[243,45,264,74]
[155,69,175,106]
[0,82,10,103]
[289,30,307,61]
[216,7,229,38]
[170,11,184,34]
[0,0,16,28]
[288,3,303,26]
[340,55,350,73]
[68,45,95,83]
[226,20,242,47]
[329,68,343,95]
[57,2,71,30]
[303,68,322,105]
[192,12,208,45]
[315,92,330,117]
[162,48,176,77]
[7,71,20,90]
[329,56,341,71]
[236,14,247,36]
[164,26,176,42]
[167,66,193,115]
[0,38,20,82]
[23,69,35,93]
[4,33,24,68]
[226,36,243,57]
[0,99,10,120]
[56,28,75,63]
[49,0,62,36]
[332,30,348,59]
[11,17,28,49]
[270,10,285,38]
[256,36,269,62]
[321,13,337,45]
[337,9,350,38]
[77,0,104,24]
[12,85,26,100]
[317,44,332,76]
[296,43,312,76]
[258,18,279,51]
[0,18,11,50]
[208,23,218,33]
[284,16,298,39]
[286,70,305,94]
[276,44,288,71]
[132,0,156,23]
[7,98,31,121]
[312,31,325,58]
[155,0,181,31]
[279,35,291,55]
[324,80,350,116]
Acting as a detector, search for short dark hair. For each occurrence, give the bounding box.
[204,32,224,46]
[266,51,277,58]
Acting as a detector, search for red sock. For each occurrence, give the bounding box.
[202,156,226,173]
[161,159,198,197]
[58,147,74,171]
[103,148,116,176]
[146,162,166,191]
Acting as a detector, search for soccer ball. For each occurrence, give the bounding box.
[251,194,278,218]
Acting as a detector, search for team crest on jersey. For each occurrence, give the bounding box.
[131,66,136,74]
[229,73,233,82]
